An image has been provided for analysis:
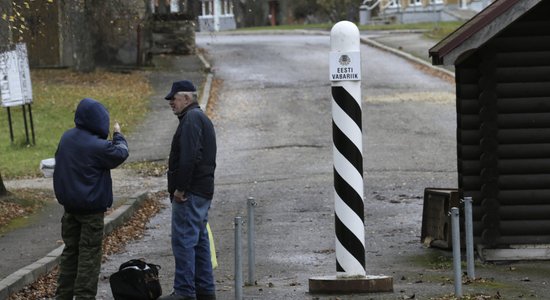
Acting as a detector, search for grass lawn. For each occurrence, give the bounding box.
[0,69,152,179]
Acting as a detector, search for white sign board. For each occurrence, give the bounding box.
[0,43,33,107]
[329,51,361,81]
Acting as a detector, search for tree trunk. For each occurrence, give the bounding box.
[66,0,96,72]
[0,172,8,197]
[0,0,13,47]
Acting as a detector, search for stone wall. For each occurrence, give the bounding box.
[149,19,196,56]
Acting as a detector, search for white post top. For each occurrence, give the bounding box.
[330,21,360,52]
[330,21,361,82]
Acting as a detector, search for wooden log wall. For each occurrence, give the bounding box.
[456,1,550,247]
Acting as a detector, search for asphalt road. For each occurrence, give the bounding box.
[94,33,549,300]
[196,33,458,299]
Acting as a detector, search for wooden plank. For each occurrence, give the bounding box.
[482,246,550,261]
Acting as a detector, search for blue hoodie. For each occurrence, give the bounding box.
[53,98,129,214]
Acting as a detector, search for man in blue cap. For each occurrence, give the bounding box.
[160,80,217,300]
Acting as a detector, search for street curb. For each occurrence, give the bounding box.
[359,36,455,81]
[200,29,454,82]
[0,192,149,299]
[103,192,149,235]
[301,29,455,81]
[196,51,214,111]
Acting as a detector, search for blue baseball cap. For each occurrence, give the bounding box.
[165,80,196,100]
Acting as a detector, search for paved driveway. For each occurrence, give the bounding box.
[95,33,548,300]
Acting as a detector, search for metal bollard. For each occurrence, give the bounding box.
[464,197,475,279]
[234,217,243,300]
[247,197,257,286]
[451,207,463,297]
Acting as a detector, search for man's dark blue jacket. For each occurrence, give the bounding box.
[168,103,217,200]
[54,98,129,214]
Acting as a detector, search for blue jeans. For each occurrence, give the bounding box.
[171,192,215,297]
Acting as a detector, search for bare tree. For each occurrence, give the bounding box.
[63,0,96,72]
[0,0,13,46]
[316,0,359,23]
[0,172,7,197]
[0,0,11,195]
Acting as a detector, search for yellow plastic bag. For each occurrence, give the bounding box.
[207,222,218,269]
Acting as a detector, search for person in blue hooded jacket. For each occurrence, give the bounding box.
[53,98,129,300]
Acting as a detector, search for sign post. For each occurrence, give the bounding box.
[0,43,35,145]
[309,20,393,294]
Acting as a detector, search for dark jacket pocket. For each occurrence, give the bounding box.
[167,170,178,194]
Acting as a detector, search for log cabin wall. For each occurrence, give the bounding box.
[456,0,550,248]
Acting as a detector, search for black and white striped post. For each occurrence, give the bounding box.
[330,21,365,278]
[309,20,393,294]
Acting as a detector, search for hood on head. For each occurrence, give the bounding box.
[74,98,110,139]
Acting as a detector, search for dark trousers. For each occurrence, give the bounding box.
[56,212,104,300]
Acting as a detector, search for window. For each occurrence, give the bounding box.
[409,0,422,5]
[388,0,401,8]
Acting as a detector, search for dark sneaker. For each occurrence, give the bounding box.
[197,294,216,300]
[158,292,196,300]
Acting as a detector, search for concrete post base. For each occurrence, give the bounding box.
[309,275,393,294]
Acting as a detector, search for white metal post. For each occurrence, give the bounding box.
[308,21,392,294]
[213,0,221,31]
[329,21,365,278]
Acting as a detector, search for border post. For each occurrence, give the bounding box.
[309,20,393,295]
[330,20,365,278]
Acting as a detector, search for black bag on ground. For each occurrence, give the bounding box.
[109,259,162,300]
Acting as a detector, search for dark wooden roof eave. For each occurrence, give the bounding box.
[429,0,527,66]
